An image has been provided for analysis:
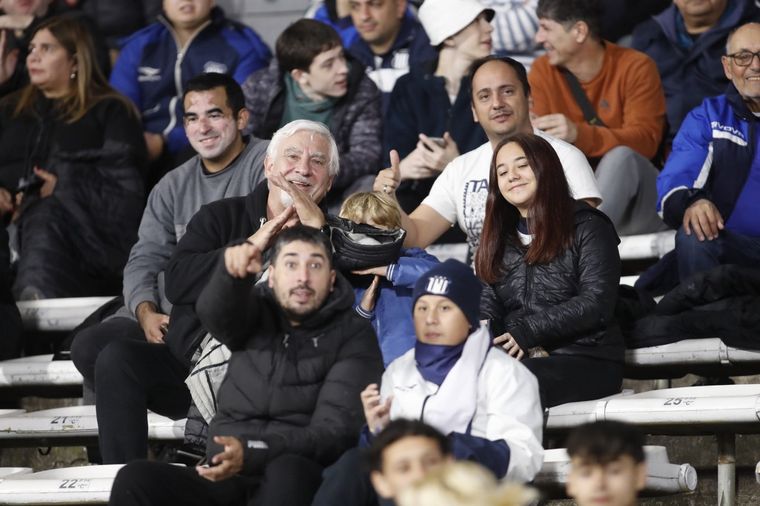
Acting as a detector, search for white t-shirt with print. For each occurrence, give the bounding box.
[422,130,601,251]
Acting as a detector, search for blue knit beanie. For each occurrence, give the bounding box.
[412,259,482,328]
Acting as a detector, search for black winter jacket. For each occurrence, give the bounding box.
[197,260,383,474]
[0,96,146,298]
[164,180,330,366]
[480,203,624,363]
[627,265,760,350]
[163,180,270,366]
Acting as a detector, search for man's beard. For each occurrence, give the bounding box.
[281,306,311,323]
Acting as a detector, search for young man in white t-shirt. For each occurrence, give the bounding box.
[375,55,601,253]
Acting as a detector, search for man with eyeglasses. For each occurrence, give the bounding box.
[657,22,760,282]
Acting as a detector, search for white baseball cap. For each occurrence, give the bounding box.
[418,0,495,46]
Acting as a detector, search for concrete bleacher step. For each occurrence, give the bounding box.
[0,446,697,505]
[625,338,760,380]
[417,231,677,265]
[0,464,123,504]
[546,385,760,505]
[547,384,760,435]
[618,231,675,260]
[0,469,32,480]
[0,406,185,446]
[535,445,697,495]
[626,338,760,368]
[0,355,82,388]
[17,297,113,332]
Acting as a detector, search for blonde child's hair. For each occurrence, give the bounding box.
[339,191,402,230]
[397,461,537,506]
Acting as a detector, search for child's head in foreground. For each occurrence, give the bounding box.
[566,420,647,506]
[396,460,535,506]
[339,191,402,230]
[367,419,451,500]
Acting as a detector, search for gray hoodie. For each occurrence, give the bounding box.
[122,138,269,317]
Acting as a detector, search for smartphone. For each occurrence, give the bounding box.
[174,448,206,466]
[424,137,446,151]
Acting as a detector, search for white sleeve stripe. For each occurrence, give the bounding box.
[658,185,689,218]
[693,142,714,189]
[711,129,748,147]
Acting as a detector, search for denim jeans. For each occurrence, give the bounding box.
[676,227,760,282]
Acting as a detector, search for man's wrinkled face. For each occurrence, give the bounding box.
[264,129,334,205]
[183,87,244,163]
[722,23,760,111]
[268,240,335,322]
[370,436,449,500]
[535,17,580,67]
[471,60,531,142]
[163,0,214,29]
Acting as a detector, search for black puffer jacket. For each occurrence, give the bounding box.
[197,260,383,475]
[480,202,624,363]
[0,96,146,298]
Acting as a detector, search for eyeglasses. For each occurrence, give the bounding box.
[726,51,760,67]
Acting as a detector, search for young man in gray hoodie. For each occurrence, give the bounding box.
[70,72,269,403]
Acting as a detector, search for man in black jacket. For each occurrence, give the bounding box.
[109,225,383,506]
[95,119,340,464]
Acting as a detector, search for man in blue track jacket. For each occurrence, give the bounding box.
[657,22,760,282]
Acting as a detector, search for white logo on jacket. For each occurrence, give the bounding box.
[710,121,747,146]
[203,61,229,74]
[138,67,161,82]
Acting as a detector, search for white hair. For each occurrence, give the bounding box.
[267,119,340,177]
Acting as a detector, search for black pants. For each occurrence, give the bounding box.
[70,316,145,397]
[95,340,190,463]
[522,355,623,408]
[109,455,323,506]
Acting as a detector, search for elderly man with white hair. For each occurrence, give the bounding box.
[95,119,340,465]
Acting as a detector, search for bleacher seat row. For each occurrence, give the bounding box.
[0,448,694,505]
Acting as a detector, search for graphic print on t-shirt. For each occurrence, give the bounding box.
[462,177,489,252]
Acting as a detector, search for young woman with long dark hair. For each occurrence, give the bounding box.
[475,133,623,408]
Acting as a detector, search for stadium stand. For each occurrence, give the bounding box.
[0,406,184,448]
[17,298,114,333]
[546,384,760,505]
[0,447,695,504]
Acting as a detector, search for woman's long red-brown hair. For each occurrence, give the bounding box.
[475,133,575,283]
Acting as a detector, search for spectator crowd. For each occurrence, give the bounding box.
[0,0,759,505]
